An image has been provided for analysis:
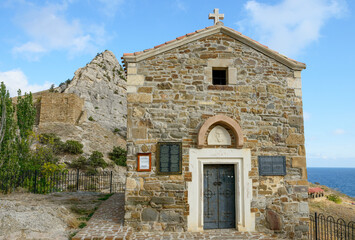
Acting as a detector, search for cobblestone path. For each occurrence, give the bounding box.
[72,193,278,240]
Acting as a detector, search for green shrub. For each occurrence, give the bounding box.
[39,134,83,155]
[63,140,84,154]
[78,222,87,229]
[108,146,127,166]
[88,151,107,169]
[30,145,60,168]
[70,156,87,170]
[327,194,342,204]
[88,116,94,121]
[113,128,120,134]
[39,133,61,145]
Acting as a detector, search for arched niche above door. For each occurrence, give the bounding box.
[198,115,244,149]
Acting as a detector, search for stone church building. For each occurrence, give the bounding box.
[122,9,308,239]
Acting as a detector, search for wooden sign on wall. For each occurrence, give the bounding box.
[157,142,182,175]
[137,153,151,172]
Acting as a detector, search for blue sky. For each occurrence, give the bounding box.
[0,0,354,167]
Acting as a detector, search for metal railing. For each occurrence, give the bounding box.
[0,169,125,194]
[309,212,355,240]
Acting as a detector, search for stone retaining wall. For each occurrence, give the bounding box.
[38,92,84,125]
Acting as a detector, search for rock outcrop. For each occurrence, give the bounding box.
[27,50,127,179]
[61,50,127,137]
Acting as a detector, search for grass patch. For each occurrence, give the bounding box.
[78,222,87,229]
[327,194,342,204]
[70,206,92,215]
[98,193,114,201]
[68,231,78,240]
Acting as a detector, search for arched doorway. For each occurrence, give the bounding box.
[187,115,254,232]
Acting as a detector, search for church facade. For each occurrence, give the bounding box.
[122,10,308,239]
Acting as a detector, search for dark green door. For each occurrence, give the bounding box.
[203,164,236,229]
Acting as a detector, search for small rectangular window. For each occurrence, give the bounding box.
[212,68,227,85]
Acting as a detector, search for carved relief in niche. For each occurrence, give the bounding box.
[207,125,231,145]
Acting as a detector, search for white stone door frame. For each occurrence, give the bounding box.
[187,148,255,232]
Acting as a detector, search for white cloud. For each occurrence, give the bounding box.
[0,69,52,97]
[238,0,346,57]
[12,2,107,59]
[98,0,125,17]
[333,128,345,135]
[175,0,187,12]
[303,111,311,121]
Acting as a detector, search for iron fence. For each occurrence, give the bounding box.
[309,212,355,240]
[0,169,125,194]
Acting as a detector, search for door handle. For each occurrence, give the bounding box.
[213,181,222,186]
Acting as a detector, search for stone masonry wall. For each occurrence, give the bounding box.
[39,92,84,125]
[125,33,308,239]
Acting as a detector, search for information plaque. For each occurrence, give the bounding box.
[258,156,286,176]
[137,153,151,172]
[157,142,182,175]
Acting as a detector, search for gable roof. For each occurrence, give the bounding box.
[122,24,306,71]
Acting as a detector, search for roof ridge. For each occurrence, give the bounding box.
[122,25,306,70]
[123,25,217,57]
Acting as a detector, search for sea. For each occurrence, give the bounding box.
[307,167,355,198]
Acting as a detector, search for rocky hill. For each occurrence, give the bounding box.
[29,50,127,180]
[60,50,127,137]
[308,183,355,223]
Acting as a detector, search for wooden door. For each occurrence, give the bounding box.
[203,164,236,229]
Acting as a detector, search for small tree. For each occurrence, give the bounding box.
[15,90,36,170]
[0,82,15,170]
[108,146,127,166]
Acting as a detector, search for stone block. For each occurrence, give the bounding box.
[132,128,147,139]
[228,67,237,85]
[293,185,308,193]
[160,211,181,223]
[266,209,282,230]
[295,224,309,232]
[207,59,233,67]
[163,183,185,191]
[158,82,173,90]
[127,74,145,85]
[127,93,152,103]
[278,187,288,196]
[287,77,302,89]
[127,86,137,93]
[126,178,137,190]
[298,145,306,156]
[286,134,304,145]
[137,87,153,93]
[267,84,286,98]
[289,116,304,128]
[200,53,217,59]
[294,71,301,78]
[141,207,159,221]
[127,67,137,75]
[237,85,254,93]
[295,89,302,97]
[151,197,175,205]
[299,202,309,213]
[144,182,161,191]
[126,197,149,205]
[282,202,299,212]
[292,157,306,168]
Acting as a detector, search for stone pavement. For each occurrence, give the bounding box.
[72,193,278,240]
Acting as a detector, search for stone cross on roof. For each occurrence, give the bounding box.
[209,8,224,25]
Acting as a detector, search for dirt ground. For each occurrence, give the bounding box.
[0,191,110,240]
[308,183,355,223]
